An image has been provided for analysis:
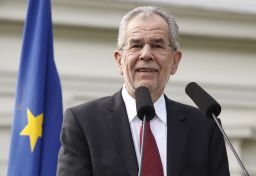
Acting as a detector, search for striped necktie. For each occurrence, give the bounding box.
[140,121,164,176]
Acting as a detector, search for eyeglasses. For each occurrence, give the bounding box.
[121,39,177,53]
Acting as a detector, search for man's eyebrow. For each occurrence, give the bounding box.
[150,38,165,43]
[127,38,166,44]
[128,38,143,43]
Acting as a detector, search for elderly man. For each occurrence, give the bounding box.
[57,6,230,176]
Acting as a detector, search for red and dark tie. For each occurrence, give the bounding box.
[140,121,164,176]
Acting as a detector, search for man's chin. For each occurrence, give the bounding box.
[134,82,155,90]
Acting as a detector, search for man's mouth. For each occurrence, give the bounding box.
[135,68,158,72]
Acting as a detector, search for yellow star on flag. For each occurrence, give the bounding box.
[20,108,44,152]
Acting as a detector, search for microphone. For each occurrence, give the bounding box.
[135,86,155,121]
[135,86,155,176]
[185,82,221,118]
[185,82,250,176]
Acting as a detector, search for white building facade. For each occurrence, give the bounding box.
[0,0,256,175]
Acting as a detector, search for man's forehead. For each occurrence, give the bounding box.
[126,29,169,42]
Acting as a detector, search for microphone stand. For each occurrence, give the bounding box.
[138,114,147,176]
[212,113,250,176]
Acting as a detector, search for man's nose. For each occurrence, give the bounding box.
[139,44,154,61]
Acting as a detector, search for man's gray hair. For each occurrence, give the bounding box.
[117,6,180,50]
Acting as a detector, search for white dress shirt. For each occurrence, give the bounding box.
[122,86,167,176]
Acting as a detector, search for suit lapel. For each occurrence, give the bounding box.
[165,97,188,176]
[105,90,138,176]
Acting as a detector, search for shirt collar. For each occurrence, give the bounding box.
[121,85,167,125]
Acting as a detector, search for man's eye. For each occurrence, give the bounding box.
[152,44,164,48]
[130,44,142,48]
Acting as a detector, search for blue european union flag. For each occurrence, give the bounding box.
[7,0,63,175]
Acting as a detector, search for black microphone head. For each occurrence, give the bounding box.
[185,82,221,118]
[135,86,155,121]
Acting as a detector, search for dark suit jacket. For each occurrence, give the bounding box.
[57,90,230,176]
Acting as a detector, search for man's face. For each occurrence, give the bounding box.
[114,14,182,101]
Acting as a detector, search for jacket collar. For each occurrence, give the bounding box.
[105,90,139,176]
[165,96,188,176]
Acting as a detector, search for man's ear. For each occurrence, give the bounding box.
[170,51,182,75]
[113,50,123,75]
